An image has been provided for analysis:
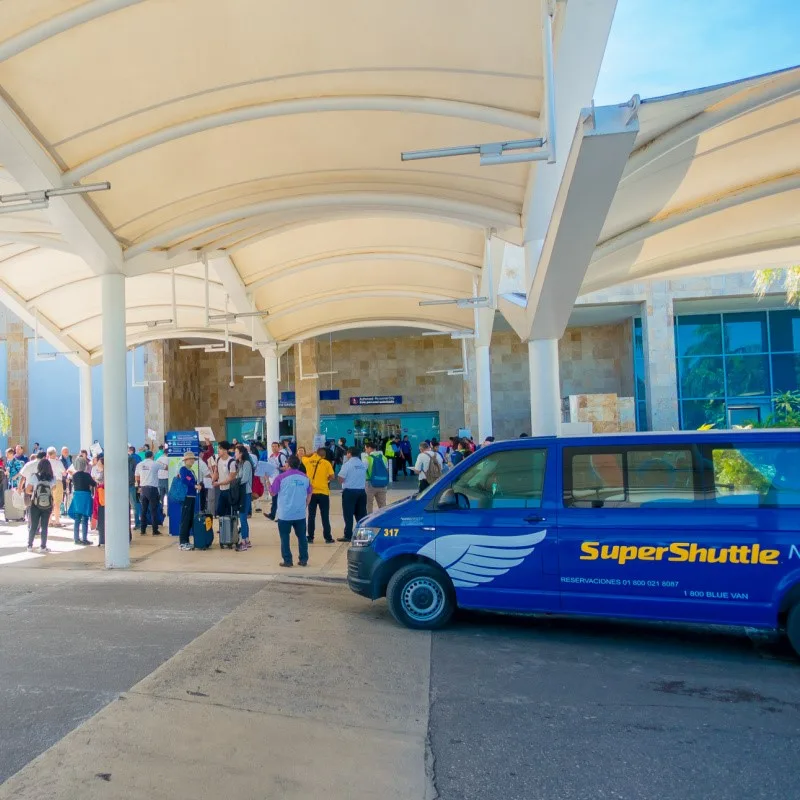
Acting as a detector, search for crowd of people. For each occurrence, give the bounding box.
[1,431,497,563]
[0,443,107,552]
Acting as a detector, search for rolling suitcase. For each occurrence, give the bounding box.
[218,515,239,549]
[193,513,214,550]
[4,489,25,522]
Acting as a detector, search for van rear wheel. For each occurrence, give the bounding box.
[786,603,800,657]
[386,564,455,630]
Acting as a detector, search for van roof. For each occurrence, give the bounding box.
[484,429,800,448]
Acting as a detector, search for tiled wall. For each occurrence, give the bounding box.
[317,336,470,439]
[559,322,633,398]
[158,323,639,444]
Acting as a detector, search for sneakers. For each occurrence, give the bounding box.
[179,543,194,551]
[279,561,293,567]
[336,537,351,543]
[234,542,247,552]
[38,546,51,553]
[244,539,252,549]
[26,545,33,552]
[298,560,308,567]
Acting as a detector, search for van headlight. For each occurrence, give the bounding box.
[352,526,381,548]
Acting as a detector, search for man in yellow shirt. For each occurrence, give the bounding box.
[304,446,335,543]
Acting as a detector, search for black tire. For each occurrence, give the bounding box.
[386,563,455,630]
[787,603,800,658]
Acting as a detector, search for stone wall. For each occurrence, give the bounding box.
[559,322,633,398]
[317,336,469,439]
[5,319,28,447]
[163,341,202,433]
[488,332,531,439]
[160,324,640,445]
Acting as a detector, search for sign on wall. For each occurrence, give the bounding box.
[349,395,403,406]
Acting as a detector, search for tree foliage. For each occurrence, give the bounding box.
[0,402,10,437]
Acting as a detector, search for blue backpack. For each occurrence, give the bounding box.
[369,454,389,488]
[168,476,188,504]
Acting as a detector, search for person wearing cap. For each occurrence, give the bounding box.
[177,451,198,551]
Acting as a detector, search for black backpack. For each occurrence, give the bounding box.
[227,458,242,511]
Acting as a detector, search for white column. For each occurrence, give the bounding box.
[528,338,561,436]
[265,348,280,444]
[78,362,93,451]
[475,344,493,441]
[101,272,130,569]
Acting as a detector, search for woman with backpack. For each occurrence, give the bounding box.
[68,456,95,545]
[25,457,57,552]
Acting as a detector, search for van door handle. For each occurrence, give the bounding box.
[524,515,547,523]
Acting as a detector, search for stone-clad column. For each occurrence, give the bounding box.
[294,340,319,448]
[643,285,679,430]
[6,320,28,448]
[143,341,166,447]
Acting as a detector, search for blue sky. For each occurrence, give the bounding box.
[595,0,800,104]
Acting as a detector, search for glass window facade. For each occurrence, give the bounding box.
[675,309,800,429]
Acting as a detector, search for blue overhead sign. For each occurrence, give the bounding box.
[349,395,403,406]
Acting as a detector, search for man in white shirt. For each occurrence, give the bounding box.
[18,453,45,521]
[135,451,163,535]
[412,442,443,492]
[212,441,237,517]
[46,447,66,525]
[157,447,169,506]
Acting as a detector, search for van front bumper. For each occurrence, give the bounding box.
[347,546,382,599]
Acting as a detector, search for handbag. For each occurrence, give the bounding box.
[10,491,25,511]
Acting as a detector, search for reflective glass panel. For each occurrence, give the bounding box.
[725,354,770,396]
[678,356,724,398]
[723,311,767,354]
[768,309,800,352]
[676,314,722,357]
[771,353,800,392]
[680,399,726,430]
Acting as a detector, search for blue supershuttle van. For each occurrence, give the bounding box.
[346,431,800,656]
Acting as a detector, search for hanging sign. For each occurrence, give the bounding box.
[349,395,403,406]
[319,389,340,401]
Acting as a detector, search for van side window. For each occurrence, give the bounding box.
[447,449,547,509]
[704,445,800,507]
[563,447,700,508]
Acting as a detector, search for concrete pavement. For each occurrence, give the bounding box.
[0,579,434,800]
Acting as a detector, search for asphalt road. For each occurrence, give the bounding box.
[2,569,799,799]
[0,571,267,784]
[428,610,800,800]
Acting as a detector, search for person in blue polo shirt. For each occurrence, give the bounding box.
[337,447,367,542]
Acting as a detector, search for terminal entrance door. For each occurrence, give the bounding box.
[354,417,401,449]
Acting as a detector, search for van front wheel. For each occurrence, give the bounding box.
[786,602,800,657]
[386,564,455,630]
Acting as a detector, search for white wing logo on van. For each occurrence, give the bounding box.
[417,530,547,588]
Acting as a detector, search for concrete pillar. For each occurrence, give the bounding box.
[6,320,28,448]
[475,344,493,442]
[265,347,280,444]
[78,362,93,451]
[462,339,479,438]
[101,272,130,569]
[294,340,319,448]
[528,338,561,436]
[643,286,680,430]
